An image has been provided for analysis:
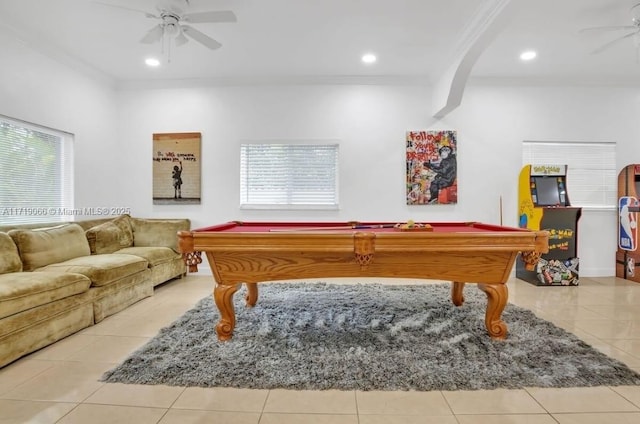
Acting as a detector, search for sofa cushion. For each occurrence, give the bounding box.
[0,271,91,319]
[0,233,22,274]
[36,253,148,287]
[85,215,134,255]
[131,218,190,251]
[9,224,91,272]
[116,246,181,267]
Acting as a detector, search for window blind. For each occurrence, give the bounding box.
[522,141,616,209]
[0,115,74,224]
[240,142,339,209]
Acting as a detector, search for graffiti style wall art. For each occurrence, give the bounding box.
[152,132,201,205]
[406,130,457,205]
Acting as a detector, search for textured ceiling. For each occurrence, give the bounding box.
[0,0,639,86]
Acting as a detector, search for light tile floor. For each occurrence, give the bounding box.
[3,275,640,423]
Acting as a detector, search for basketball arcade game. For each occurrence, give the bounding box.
[617,164,640,282]
[517,164,582,286]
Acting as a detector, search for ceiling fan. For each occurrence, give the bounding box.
[94,1,237,51]
[579,2,640,55]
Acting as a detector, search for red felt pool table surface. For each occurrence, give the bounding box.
[178,221,549,341]
[195,221,516,233]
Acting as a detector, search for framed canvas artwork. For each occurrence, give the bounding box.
[406,130,457,205]
[152,132,201,205]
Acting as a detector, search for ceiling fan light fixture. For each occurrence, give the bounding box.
[519,50,537,61]
[164,21,180,36]
[175,31,189,46]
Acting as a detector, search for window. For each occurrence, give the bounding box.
[240,142,339,209]
[522,141,616,209]
[0,115,74,224]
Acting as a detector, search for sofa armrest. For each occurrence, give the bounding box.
[130,218,191,252]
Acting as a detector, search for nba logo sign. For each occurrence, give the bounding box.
[619,196,638,251]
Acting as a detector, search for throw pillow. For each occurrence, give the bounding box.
[9,224,91,271]
[85,215,134,254]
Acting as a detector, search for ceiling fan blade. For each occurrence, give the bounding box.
[181,25,222,49]
[91,1,158,18]
[183,10,237,23]
[140,24,164,44]
[591,31,638,54]
[580,25,636,33]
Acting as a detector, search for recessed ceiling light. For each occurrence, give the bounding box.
[362,53,377,64]
[520,50,537,61]
[145,57,161,67]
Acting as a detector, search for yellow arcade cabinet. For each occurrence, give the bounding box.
[516,164,582,286]
[617,164,640,282]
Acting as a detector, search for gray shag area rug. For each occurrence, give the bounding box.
[101,282,640,391]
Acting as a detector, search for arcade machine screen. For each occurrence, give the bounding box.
[534,176,563,206]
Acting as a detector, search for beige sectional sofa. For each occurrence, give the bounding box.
[0,214,190,368]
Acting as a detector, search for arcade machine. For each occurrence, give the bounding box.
[617,164,640,283]
[516,164,582,286]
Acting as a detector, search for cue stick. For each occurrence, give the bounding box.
[269,224,397,232]
[499,195,503,226]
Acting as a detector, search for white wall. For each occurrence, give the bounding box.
[3,30,640,277]
[0,30,119,211]
[116,84,456,223]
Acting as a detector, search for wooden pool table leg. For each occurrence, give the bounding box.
[451,281,465,306]
[477,283,508,340]
[213,282,241,341]
[245,282,258,307]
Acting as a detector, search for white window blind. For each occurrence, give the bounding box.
[240,142,339,209]
[0,115,74,225]
[522,141,616,209]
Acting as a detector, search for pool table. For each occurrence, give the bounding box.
[178,221,549,341]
